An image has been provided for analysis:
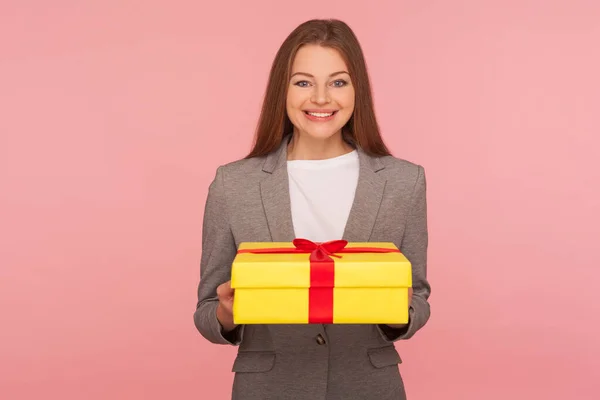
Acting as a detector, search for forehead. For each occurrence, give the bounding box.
[291,44,349,74]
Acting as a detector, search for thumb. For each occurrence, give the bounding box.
[217,280,234,298]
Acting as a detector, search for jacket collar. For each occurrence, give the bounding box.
[259,134,387,242]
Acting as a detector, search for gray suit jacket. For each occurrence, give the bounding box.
[194,137,431,400]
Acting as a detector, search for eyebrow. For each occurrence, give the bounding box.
[290,71,350,78]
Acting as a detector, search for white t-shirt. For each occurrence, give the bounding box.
[287,150,359,242]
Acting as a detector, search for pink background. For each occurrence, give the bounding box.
[1,1,599,399]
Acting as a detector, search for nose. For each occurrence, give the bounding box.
[310,84,330,105]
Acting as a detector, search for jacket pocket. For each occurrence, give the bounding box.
[231,351,276,373]
[367,346,402,368]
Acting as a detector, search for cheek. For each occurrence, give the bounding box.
[286,88,304,110]
[338,89,355,109]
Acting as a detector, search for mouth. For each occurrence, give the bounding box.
[303,110,338,121]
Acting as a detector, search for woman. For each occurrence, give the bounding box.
[194,19,431,400]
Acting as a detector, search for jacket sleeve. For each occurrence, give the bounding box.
[378,164,431,342]
[193,166,244,345]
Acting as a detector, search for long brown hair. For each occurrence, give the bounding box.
[245,19,392,159]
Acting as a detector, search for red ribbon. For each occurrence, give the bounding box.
[236,238,400,324]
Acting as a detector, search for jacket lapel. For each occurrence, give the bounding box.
[342,148,387,242]
[260,138,296,242]
[259,137,387,243]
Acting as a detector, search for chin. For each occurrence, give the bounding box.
[303,129,341,140]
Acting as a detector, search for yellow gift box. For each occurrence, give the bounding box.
[231,239,412,324]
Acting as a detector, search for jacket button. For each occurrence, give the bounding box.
[316,334,326,345]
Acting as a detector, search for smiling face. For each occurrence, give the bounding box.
[286,44,355,141]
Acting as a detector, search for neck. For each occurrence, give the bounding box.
[287,131,354,161]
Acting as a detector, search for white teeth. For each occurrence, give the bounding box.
[307,112,334,117]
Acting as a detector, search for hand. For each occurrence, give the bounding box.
[216,280,237,333]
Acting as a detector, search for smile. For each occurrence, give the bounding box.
[303,110,338,121]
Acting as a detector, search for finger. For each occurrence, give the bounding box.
[225,281,235,297]
[221,280,234,296]
[217,280,231,294]
[216,282,224,297]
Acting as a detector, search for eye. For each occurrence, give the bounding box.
[294,80,311,87]
[332,79,348,87]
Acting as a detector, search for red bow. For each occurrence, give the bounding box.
[291,238,347,261]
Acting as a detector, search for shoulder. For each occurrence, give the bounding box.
[208,154,269,192]
[376,154,426,188]
[216,156,265,178]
